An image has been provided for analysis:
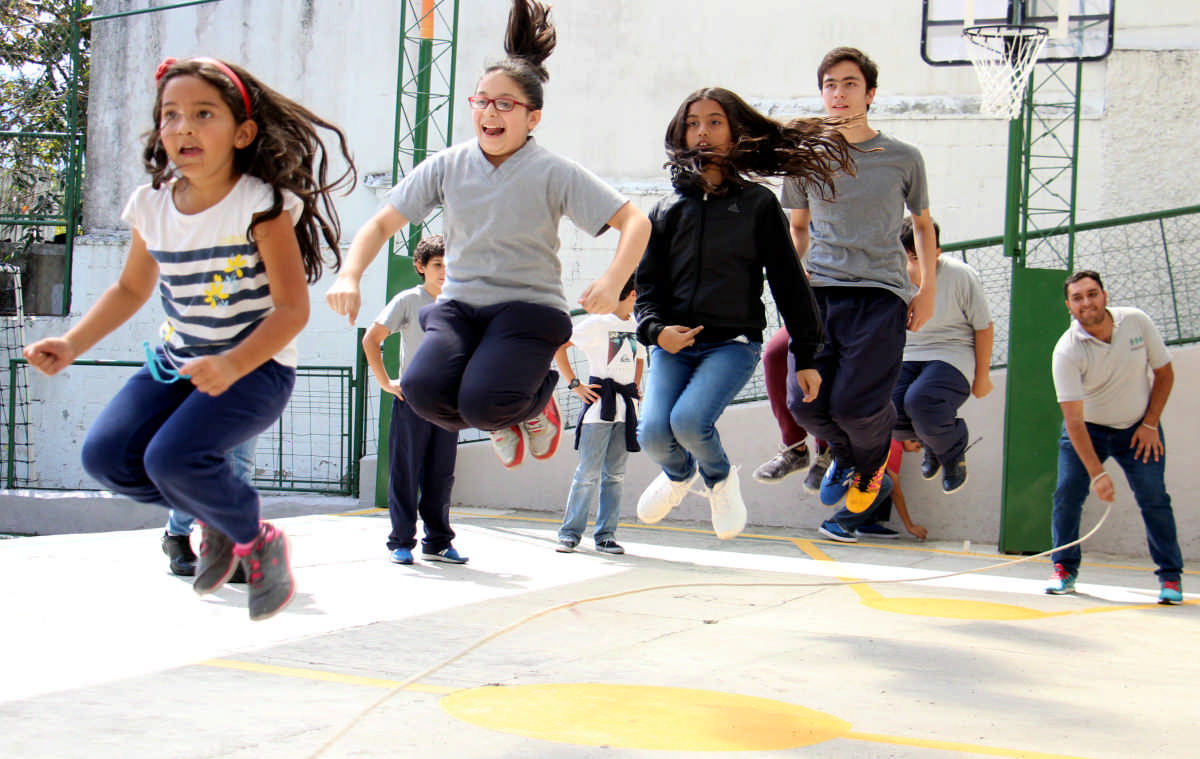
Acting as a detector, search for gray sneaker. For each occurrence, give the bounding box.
[242,523,295,622]
[803,448,834,494]
[752,443,810,483]
[193,525,238,595]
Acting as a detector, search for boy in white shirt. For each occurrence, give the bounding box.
[552,278,645,553]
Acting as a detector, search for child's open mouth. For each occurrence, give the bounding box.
[482,126,505,137]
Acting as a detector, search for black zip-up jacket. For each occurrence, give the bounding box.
[634,180,824,369]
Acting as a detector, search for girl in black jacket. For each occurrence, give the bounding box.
[634,87,852,539]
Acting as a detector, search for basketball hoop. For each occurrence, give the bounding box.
[964,24,1049,119]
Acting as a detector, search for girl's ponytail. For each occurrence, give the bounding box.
[483,0,556,110]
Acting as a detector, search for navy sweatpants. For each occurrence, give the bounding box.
[892,360,971,467]
[401,299,572,432]
[786,287,907,476]
[386,396,458,552]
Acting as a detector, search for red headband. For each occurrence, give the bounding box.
[155,56,253,118]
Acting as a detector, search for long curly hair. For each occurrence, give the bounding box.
[664,87,855,198]
[142,58,357,282]
[481,0,556,109]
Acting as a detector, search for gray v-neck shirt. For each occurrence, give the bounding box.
[386,137,628,313]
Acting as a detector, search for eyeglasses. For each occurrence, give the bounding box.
[467,95,533,112]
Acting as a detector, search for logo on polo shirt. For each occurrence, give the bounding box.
[1129,334,1145,350]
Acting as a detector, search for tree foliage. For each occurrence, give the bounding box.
[0,1,91,249]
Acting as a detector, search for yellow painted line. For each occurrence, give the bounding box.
[333,507,387,517]
[846,730,1097,759]
[199,658,456,694]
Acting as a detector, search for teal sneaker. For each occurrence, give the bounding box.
[389,548,414,565]
[1159,580,1183,605]
[1045,563,1077,595]
[423,545,468,564]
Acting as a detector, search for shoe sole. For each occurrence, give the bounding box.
[1158,597,1182,605]
[1044,587,1076,595]
[595,547,625,554]
[555,544,576,553]
[855,531,900,539]
[942,471,969,495]
[818,525,857,543]
[422,553,468,564]
[390,554,414,565]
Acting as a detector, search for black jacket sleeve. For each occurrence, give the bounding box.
[634,199,671,348]
[759,201,823,370]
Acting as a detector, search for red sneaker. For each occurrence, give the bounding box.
[522,393,562,460]
[488,425,525,469]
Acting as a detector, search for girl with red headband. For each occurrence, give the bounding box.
[23,57,356,621]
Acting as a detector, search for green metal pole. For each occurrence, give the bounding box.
[62,0,84,315]
[7,359,19,488]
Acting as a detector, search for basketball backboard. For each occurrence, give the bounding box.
[921,0,1115,66]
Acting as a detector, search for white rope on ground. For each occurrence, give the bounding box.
[307,503,1112,759]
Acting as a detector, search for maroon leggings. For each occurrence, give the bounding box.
[763,327,822,450]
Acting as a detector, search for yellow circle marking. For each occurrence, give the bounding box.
[441,683,851,751]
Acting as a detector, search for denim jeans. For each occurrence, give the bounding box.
[165,436,258,536]
[638,340,761,488]
[1052,422,1182,582]
[559,422,629,544]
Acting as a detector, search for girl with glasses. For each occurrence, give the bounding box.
[633,87,853,539]
[327,0,650,470]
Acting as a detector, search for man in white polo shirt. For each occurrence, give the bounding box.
[1047,270,1182,604]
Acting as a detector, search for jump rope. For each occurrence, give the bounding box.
[306,491,1115,759]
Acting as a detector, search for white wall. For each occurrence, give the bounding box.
[16,1,1200,558]
[447,343,1200,561]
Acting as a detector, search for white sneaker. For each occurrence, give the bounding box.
[637,471,698,524]
[488,425,525,469]
[707,467,747,540]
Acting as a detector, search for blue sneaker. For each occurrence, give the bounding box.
[818,519,858,543]
[390,548,413,565]
[423,546,469,564]
[1159,580,1183,605]
[818,459,855,506]
[1045,563,1077,594]
[855,523,900,539]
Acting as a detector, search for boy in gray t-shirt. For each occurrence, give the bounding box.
[782,47,940,515]
[892,217,993,496]
[362,236,466,565]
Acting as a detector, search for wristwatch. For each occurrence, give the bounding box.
[567,378,581,390]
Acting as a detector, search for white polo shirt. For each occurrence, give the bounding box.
[1051,306,1171,428]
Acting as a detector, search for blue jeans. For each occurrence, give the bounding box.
[82,359,295,544]
[1052,422,1182,582]
[165,436,258,535]
[832,473,895,532]
[638,340,761,488]
[559,422,629,544]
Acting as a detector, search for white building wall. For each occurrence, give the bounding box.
[17,0,1200,553]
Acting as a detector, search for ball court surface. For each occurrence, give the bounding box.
[0,501,1196,758]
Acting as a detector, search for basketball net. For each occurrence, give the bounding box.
[964,24,1049,120]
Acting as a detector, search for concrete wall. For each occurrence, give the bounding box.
[9,1,1199,555]
[444,343,1200,561]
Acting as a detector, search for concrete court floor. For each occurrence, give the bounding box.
[0,502,1196,759]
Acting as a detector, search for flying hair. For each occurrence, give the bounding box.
[663,87,856,197]
[143,57,358,283]
[483,0,556,109]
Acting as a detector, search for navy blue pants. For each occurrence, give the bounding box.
[386,396,458,552]
[81,358,295,544]
[892,360,971,467]
[402,300,573,432]
[787,288,907,475]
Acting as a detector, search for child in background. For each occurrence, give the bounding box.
[634,87,852,539]
[819,439,928,542]
[24,57,355,621]
[552,276,645,554]
[362,235,467,565]
[326,0,651,470]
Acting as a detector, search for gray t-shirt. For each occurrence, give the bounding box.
[781,131,930,302]
[386,137,628,313]
[373,284,435,375]
[902,256,992,382]
[1052,306,1171,428]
